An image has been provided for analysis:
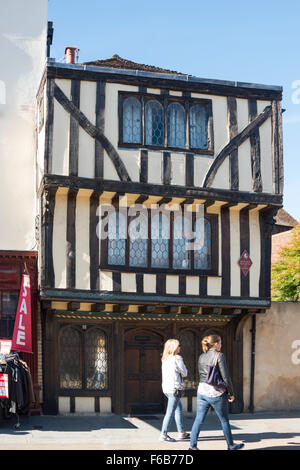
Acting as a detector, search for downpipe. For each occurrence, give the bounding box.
[249,314,256,413]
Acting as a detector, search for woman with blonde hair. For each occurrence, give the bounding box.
[159,339,190,442]
[189,334,244,450]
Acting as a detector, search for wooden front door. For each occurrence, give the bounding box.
[124,329,164,414]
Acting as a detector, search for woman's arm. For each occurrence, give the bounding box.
[175,355,188,377]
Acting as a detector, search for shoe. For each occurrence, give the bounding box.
[159,434,176,442]
[188,447,199,450]
[228,443,244,450]
[179,432,190,439]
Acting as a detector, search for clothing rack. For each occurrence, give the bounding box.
[0,352,34,429]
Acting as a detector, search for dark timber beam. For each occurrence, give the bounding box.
[53,82,131,182]
[40,174,283,207]
[203,105,272,188]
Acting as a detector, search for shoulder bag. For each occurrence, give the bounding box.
[205,352,227,390]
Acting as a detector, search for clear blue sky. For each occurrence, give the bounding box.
[48,0,300,221]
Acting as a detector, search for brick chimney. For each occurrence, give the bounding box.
[65,46,78,64]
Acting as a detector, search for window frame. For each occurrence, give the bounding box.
[118,91,214,155]
[100,209,218,276]
[58,324,111,396]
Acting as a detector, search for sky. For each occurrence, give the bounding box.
[48,0,300,221]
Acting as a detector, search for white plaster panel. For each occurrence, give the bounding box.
[100,271,113,291]
[76,193,91,290]
[78,128,95,178]
[166,275,179,294]
[53,188,68,288]
[100,397,112,414]
[229,208,241,297]
[52,98,70,175]
[119,149,140,181]
[212,158,230,190]
[121,273,136,293]
[238,139,252,191]
[143,274,156,293]
[171,153,185,186]
[207,277,222,296]
[186,276,199,295]
[249,210,261,297]
[236,98,249,133]
[148,152,162,184]
[75,397,94,413]
[194,156,211,187]
[103,150,120,181]
[58,397,70,414]
[259,119,273,194]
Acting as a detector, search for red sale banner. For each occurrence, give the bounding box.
[11,274,32,353]
[0,374,9,398]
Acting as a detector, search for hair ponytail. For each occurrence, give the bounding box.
[202,335,221,353]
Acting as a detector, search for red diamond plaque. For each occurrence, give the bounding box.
[238,250,252,277]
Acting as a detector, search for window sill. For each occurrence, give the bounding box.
[99,265,219,277]
[118,142,214,156]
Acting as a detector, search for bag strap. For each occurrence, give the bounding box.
[212,351,220,368]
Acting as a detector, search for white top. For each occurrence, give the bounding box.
[198,382,223,397]
[161,355,188,394]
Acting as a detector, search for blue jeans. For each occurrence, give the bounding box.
[190,393,234,448]
[161,393,184,435]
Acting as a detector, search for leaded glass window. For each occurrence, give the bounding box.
[129,213,148,267]
[173,215,190,269]
[151,213,169,268]
[167,102,186,148]
[86,329,108,390]
[145,100,164,146]
[123,97,142,143]
[59,327,82,389]
[108,211,126,265]
[190,104,208,148]
[194,218,211,269]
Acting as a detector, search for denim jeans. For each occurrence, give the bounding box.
[190,393,234,448]
[161,393,184,435]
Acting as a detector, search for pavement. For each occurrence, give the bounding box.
[1,410,300,451]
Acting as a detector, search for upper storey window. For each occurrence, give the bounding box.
[119,91,213,155]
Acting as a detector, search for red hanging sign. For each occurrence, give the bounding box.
[0,374,9,398]
[11,274,32,353]
[238,250,253,277]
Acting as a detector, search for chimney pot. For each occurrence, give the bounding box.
[65,46,78,64]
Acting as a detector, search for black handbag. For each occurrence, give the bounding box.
[205,352,227,390]
[174,388,184,398]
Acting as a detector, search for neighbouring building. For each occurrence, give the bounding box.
[36,50,284,415]
[0,0,48,413]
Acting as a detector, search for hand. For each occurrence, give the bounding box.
[228,395,235,403]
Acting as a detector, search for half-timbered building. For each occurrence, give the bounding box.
[37,52,283,415]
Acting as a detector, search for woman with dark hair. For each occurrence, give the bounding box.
[189,335,244,450]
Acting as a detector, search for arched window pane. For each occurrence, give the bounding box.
[86,329,108,390]
[151,213,169,267]
[123,97,142,143]
[173,215,190,269]
[194,218,211,269]
[167,102,186,148]
[190,104,208,148]
[108,211,126,265]
[129,213,148,267]
[59,327,82,389]
[145,100,164,146]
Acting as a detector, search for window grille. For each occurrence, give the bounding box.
[167,102,186,148]
[190,104,208,149]
[173,215,190,269]
[86,329,108,390]
[194,218,211,269]
[123,97,142,143]
[59,327,82,389]
[145,100,164,146]
[151,213,169,268]
[108,211,126,265]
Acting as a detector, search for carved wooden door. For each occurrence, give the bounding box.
[124,330,164,414]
